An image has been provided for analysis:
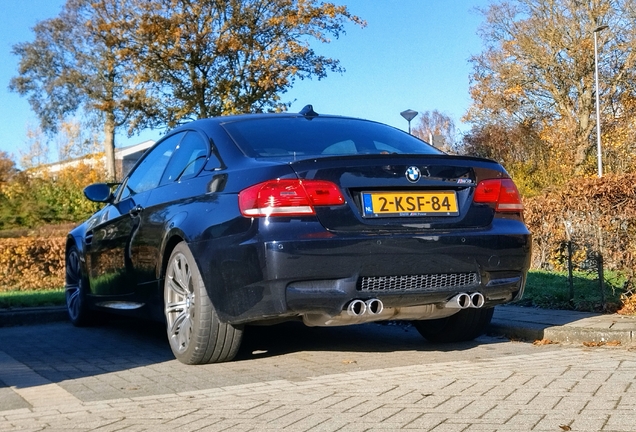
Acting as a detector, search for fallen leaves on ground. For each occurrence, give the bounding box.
[582,340,621,347]
[533,339,558,345]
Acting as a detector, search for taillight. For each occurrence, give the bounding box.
[239,179,345,217]
[473,178,524,212]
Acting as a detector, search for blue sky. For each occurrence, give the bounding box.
[0,0,491,161]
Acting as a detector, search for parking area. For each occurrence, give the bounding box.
[0,319,526,404]
[1,319,636,431]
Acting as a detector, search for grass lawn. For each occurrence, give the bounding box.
[0,289,65,309]
[517,269,631,313]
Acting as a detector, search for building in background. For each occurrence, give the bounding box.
[39,140,155,180]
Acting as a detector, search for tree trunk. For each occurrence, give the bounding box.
[104,112,116,181]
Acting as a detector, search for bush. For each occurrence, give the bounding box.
[0,160,105,230]
[0,236,66,292]
[0,159,103,292]
[524,174,636,275]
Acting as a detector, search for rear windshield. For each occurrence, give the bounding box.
[221,116,443,158]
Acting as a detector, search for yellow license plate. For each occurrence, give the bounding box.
[362,191,459,217]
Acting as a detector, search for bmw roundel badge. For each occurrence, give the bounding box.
[405,166,421,183]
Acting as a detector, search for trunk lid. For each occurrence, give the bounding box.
[288,154,508,232]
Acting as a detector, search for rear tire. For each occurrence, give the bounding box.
[164,242,243,364]
[413,307,494,343]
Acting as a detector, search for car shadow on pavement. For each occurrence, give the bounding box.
[237,320,500,360]
[0,317,508,394]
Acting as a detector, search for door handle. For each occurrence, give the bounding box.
[129,204,144,217]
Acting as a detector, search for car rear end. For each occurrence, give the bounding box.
[199,113,531,328]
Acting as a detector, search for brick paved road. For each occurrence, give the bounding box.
[1,318,635,431]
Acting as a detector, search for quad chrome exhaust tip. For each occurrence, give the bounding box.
[446,292,485,309]
[365,298,384,315]
[346,298,384,317]
[469,292,485,308]
[303,292,487,328]
[446,292,471,309]
[347,299,367,316]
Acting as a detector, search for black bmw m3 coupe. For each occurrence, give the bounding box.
[65,106,531,364]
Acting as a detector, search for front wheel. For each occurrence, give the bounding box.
[164,242,243,365]
[412,307,494,343]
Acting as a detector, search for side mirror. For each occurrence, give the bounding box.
[84,183,114,203]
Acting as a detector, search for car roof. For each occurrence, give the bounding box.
[169,111,373,133]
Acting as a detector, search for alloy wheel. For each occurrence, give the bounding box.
[65,248,82,322]
[165,252,196,354]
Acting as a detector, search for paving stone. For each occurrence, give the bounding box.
[2,319,636,431]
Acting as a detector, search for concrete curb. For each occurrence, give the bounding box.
[0,306,67,327]
[490,306,636,345]
[542,326,635,345]
[489,320,636,345]
[488,320,545,342]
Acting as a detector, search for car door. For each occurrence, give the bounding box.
[130,130,213,287]
[86,133,185,296]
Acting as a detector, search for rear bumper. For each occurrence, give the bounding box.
[285,272,524,315]
[190,218,531,325]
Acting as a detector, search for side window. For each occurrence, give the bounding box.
[160,131,209,185]
[120,133,184,200]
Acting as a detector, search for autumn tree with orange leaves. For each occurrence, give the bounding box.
[11,0,364,179]
[10,0,151,180]
[116,0,365,128]
[463,0,636,186]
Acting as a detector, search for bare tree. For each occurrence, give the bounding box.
[56,120,102,162]
[20,125,50,169]
[412,110,457,150]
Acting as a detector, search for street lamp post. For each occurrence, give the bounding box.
[400,109,418,134]
[594,24,608,178]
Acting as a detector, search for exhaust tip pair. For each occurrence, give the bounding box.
[447,292,485,309]
[347,298,384,317]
